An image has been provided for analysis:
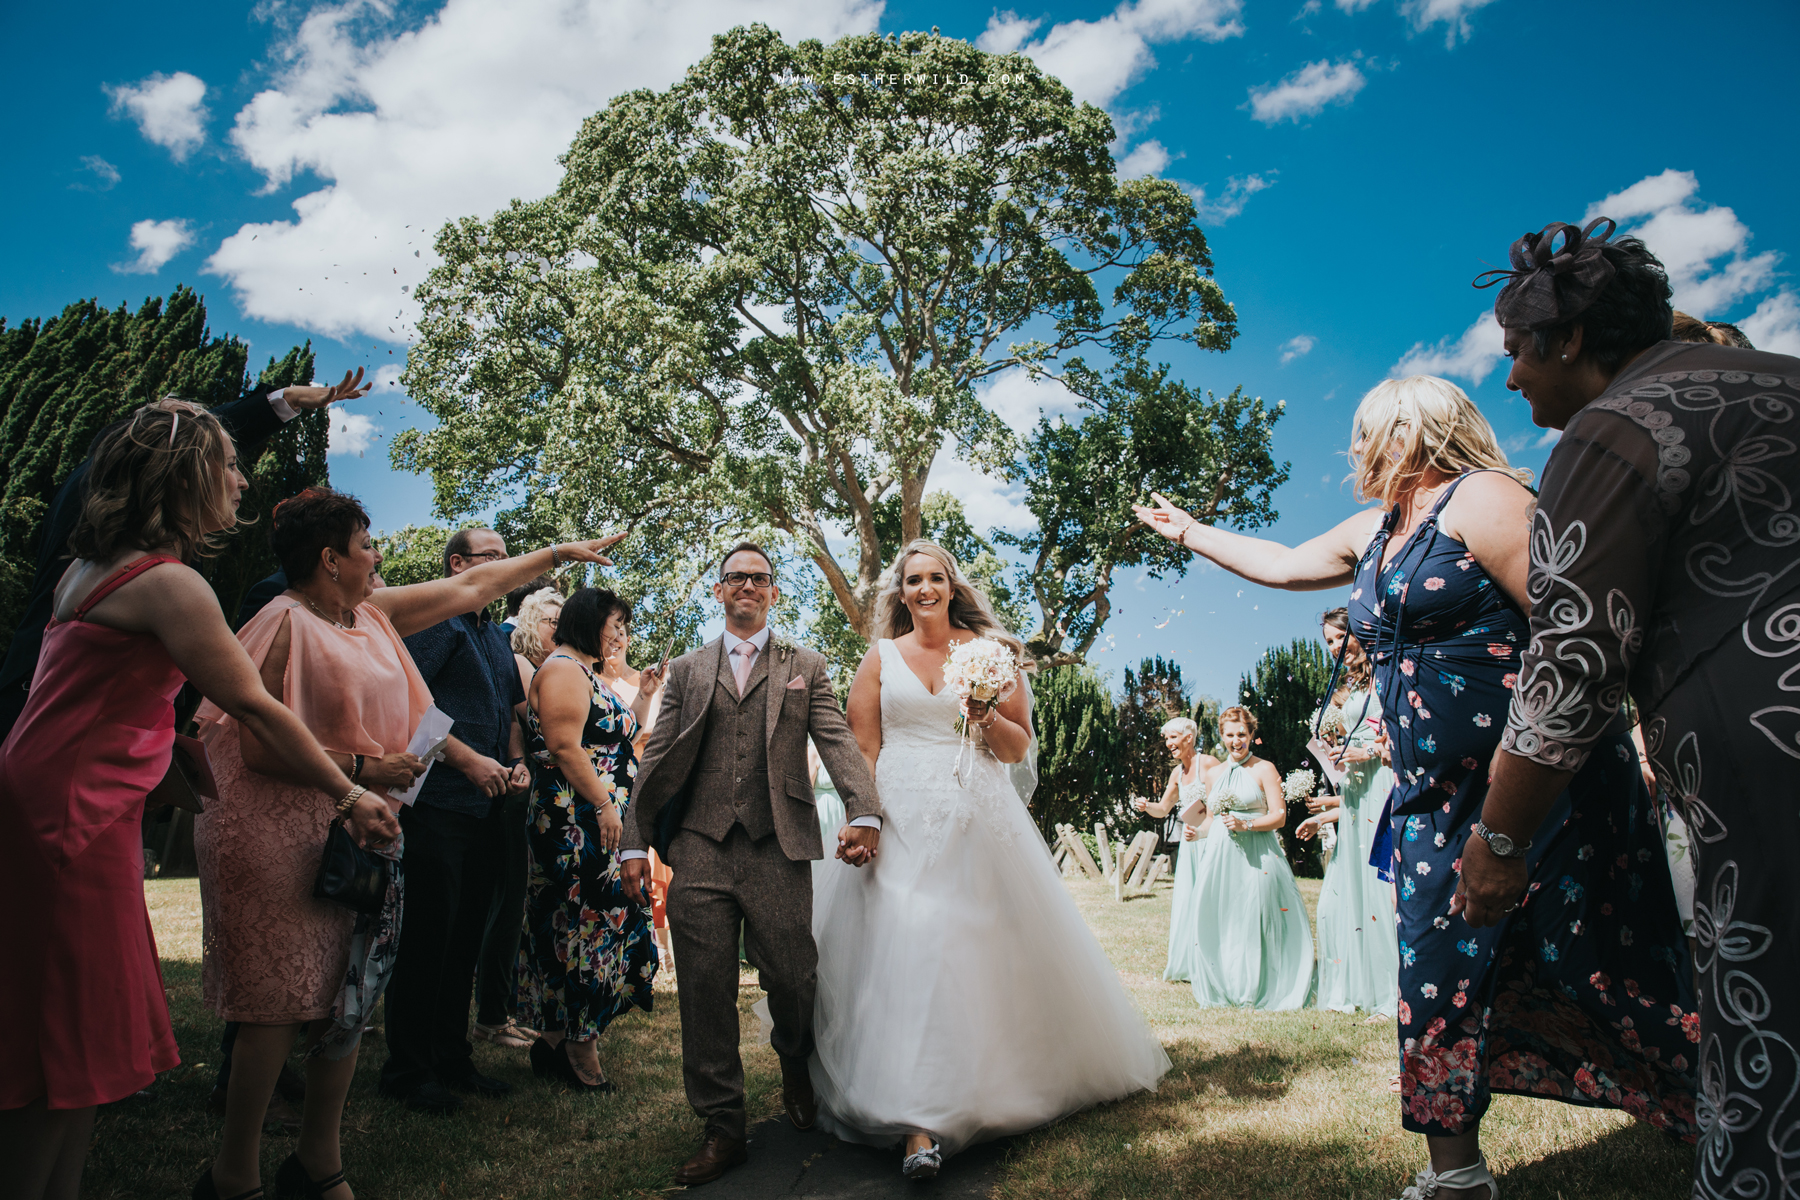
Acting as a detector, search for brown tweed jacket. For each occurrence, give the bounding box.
[624,634,880,862]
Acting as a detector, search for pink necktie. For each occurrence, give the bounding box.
[731,642,756,694]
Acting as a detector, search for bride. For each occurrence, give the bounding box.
[810,540,1169,1179]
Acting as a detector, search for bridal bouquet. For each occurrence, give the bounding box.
[1308,700,1348,744]
[942,637,1019,787]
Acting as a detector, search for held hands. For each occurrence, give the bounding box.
[1131,492,1199,546]
[1450,831,1529,928]
[837,824,879,868]
[362,751,428,790]
[282,368,373,410]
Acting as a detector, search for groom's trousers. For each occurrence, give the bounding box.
[666,825,816,1141]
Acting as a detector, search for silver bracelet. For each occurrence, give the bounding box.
[549,545,561,568]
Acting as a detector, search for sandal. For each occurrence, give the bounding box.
[1397,1154,1499,1199]
[901,1139,942,1180]
[472,1018,536,1049]
[275,1153,348,1200]
[530,1036,615,1093]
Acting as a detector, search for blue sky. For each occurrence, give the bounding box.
[5,0,1797,701]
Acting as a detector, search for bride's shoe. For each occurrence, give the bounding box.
[1395,1154,1499,1199]
[901,1139,942,1180]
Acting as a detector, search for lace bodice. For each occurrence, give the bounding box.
[874,638,1023,867]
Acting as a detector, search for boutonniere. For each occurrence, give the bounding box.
[770,635,796,663]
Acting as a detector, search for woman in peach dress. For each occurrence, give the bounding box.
[193,487,623,1200]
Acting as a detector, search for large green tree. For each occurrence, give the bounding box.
[0,288,324,635]
[1031,662,1129,842]
[398,25,1241,652]
[1003,356,1287,665]
[1235,637,1333,876]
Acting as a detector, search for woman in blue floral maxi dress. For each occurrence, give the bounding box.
[1135,374,1696,1194]
[1348,470,1696,1142]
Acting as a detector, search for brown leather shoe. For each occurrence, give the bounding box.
[673,1129,748,1186]
[781,1057,817,1130]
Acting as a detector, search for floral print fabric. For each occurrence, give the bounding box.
[1350,472,1697,1140]
[1507,342,1800,1197]
[517,656,657,1038]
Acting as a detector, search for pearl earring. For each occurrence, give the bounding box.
[1561,354,1567,361]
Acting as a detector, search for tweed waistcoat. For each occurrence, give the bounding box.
[680,646,776,842]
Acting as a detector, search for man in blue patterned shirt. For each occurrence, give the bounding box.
[378,527,530,1114]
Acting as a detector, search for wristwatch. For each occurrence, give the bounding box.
[1474,821,1531,859]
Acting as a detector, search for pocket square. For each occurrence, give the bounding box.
[786,675,808,690]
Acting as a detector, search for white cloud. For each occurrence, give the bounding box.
[329,410,381,457]
[928,442,1035,533]
[1248,59,1365,124]
[981,0,1245,109]
[1586,169,1779,318]
[1191,172,1274,223]
[1400,0,1498,47]
[112,219,197,275]
[976,9,1042,55]
[1278,334,1316,364]
[1742,291,1800,357]
[977,368,1081,433]
[106,71,209,161]
[77,155,120,190]
[1390,310,1503,384]
[1115,138,1171,179]
[202,0,881,344]
[1334,0,1379,10]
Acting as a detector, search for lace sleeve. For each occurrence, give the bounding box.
[1502,409,1669,771]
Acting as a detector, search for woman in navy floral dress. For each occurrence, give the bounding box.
[1137,375,1695,1199]
[518,588,661,1091]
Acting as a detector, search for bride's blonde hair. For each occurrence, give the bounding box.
[871,540,1030,668]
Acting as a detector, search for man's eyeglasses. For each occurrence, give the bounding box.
[721,571,774,588]
[461,550,507,563]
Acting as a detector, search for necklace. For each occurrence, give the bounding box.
[300,592,353,630]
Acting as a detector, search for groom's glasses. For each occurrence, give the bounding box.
[721,571,775,588]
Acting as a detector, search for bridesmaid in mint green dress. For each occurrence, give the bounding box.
[1298,611,1398,1017]
[1131,718,1218,982]
[1187,707,1315,1011]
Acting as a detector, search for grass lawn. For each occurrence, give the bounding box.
[87,874,1695,1199]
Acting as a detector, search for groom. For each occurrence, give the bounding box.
[621,542,881,1185]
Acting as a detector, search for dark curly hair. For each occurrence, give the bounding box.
[1530,236,1674,371]
[271,487,372,585]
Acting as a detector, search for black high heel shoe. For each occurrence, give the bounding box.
[275,1153,348,1199]
[191,1164,264,1200]
[530,1036,615,1093]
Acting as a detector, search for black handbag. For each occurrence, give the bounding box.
[312,816,389,915]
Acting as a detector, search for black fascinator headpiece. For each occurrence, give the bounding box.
[1474,217,1618,331]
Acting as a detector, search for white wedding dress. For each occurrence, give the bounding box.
[809,640,1170,1156]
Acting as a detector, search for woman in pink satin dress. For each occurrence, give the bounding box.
[0,401,391,1200]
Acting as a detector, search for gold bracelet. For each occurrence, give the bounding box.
[335,785,368,816]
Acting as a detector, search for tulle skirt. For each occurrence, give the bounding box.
[811,750,1169,1155]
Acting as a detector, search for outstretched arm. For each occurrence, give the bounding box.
[1133,492,1385,592]
[369,535,623,637]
